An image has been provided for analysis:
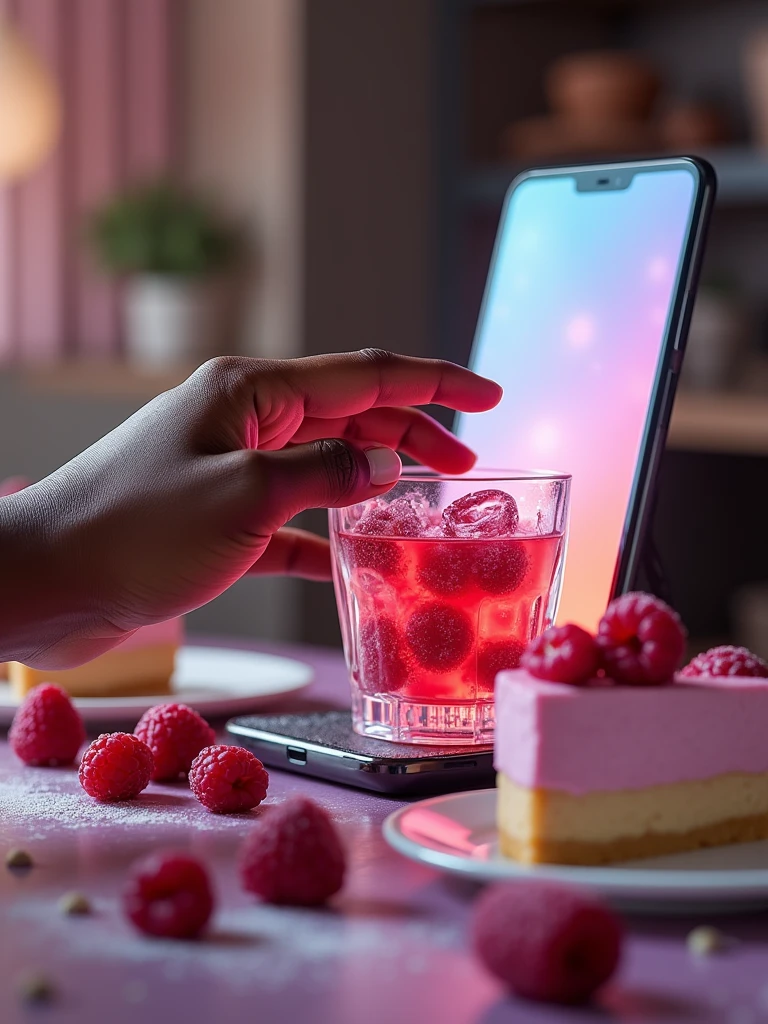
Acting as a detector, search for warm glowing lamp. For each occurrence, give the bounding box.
[0,16,60,181]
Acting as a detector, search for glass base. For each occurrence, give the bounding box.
[351,691,495,746]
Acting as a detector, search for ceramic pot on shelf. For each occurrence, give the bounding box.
[680,287,750,392]
[744,29,768,150]
[124,275,224,371]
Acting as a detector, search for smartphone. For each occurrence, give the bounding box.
[456,157,715,632]
[226,711,494,796]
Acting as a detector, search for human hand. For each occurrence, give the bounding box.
[4,350,501,669]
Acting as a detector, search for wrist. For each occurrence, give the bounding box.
[0,483,100,666]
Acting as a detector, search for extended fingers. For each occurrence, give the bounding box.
[247,527,332,580]
[259,349,502,420]
[288,406,477,474]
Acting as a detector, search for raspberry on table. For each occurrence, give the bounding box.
[134,703,216,782]
[78,733,153,802]
[359,617,409,694]
[472,541,529,595]
[405,603,474,672]
[239,796,345,906]
[472,881,623,1005]
[596,592,686,685]
[477,639,526,691]
[442,489,519,539]
[189,744,269,814]
[9,684,85,767]
[522,624,602,686]
[680,645,768,679]
[123,851,214,940]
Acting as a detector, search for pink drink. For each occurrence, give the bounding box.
[337,533,563,702]
[330,472,571,745]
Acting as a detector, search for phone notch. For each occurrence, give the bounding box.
[575,171,633,192]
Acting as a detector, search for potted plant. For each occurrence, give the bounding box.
[89,180,241,369]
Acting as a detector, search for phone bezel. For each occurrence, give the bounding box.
[457,155,716,603]
[226,711,495,796]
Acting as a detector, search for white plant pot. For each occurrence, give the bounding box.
[124,275,222,370]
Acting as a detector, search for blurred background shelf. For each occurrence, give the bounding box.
[17,362,192,400]
[668,391,768,454]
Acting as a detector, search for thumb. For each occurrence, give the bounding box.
[250,439,402,529]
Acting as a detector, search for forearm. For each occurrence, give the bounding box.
[0,484,97,667]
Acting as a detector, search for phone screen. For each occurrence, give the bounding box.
[456,163,701,631]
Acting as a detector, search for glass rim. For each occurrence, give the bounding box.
[396,465,572,483]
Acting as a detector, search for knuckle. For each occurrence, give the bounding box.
[315,439,358,499]
[357,347,397,370]
[192,356,272,396]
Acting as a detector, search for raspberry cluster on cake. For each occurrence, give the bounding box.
[495,594,768,866]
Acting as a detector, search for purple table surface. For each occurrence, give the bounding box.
[2,637,768,1024]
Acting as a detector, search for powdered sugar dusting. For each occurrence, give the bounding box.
[7,895,465,991]
[0,764,258,836]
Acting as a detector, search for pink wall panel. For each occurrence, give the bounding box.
[126,0,176,178]
[0,0,176,363]
[15,0,65,361]
[0,0,17,359]
[72,0,122,359]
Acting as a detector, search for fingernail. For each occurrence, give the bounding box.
[365,447,402,486]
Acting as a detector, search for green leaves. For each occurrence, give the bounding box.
[88,180,241,277]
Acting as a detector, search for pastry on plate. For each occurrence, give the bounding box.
[8,618,183,700]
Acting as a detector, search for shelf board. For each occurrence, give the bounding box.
[16,362,194,400]
[668,391,768,455]
[462,148,768,209]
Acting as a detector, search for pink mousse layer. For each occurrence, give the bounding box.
[118,617,184,653]
[495,669,768,796]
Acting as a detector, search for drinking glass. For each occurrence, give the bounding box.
[330,468,571,745]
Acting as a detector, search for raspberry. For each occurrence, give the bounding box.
[442,489,519,539]
[359,617,409,693]
[134,703,216,782]
[123,851,214,939]
[405,603,474,672]
[416,543,473,596]
[239,796,345,906]
[342,535,402,577]
[477,639,526,691]
[473,541,529,595]
[9,684,85,767]
[355,497,425,537]
[472,881,623,1005]
[597,592,686,685]
[522,624,602,686]
[680,645,768,679]
[78,733,153,801]
[189,744,269,814]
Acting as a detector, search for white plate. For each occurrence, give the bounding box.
[384,789,768,914]
[0,646,313,726]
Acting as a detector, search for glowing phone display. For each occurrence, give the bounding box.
[456,160,712,631]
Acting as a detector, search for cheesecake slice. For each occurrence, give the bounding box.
[9,618,183,699]
[495,669,768,865]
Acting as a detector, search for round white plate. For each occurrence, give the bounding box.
[0,646,313,725]
[384,789,768,914]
